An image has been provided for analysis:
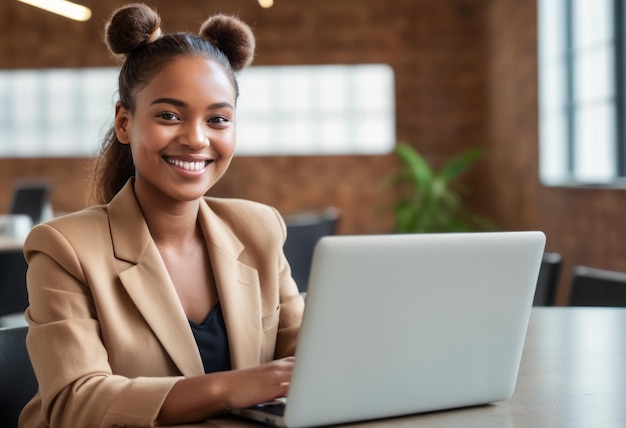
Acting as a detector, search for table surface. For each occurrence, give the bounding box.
[0,236,23,250]
[170,307,626,428]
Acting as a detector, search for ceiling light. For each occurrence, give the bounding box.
[258,0,274,8]
[17,0,92,22]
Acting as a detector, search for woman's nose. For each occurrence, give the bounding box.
[182,120,209,148]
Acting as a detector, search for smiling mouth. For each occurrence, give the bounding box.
[164,157,211,172]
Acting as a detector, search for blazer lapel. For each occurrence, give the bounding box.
[108,181,204,376]
[198,200,264,369]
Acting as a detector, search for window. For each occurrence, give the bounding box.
[538,0,621,185]
[0,68,117,157]
[0,64,395,157]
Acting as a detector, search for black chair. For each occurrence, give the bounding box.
[0,326,37,428]
[569,265,626,307]
[283,208,341,294]
[533,252,562,306]
[0,248,29,328]
[9,181,50,225]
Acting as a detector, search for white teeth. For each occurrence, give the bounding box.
[166,158,207,171]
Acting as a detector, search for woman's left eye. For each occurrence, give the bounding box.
[209,116,230,125]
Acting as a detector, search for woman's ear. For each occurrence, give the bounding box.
[114,102,131,144]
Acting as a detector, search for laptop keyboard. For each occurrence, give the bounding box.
[249,398,286,416]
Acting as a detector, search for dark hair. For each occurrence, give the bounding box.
[89,3,255,204]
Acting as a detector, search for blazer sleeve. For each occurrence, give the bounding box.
[21,223,181,428]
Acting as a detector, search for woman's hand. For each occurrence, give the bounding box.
[156,357,295,425]
[220,356,294,409]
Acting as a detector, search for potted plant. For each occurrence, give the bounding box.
[389,142,497,233]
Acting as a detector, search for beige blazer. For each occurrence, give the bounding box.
[19,181,304,428]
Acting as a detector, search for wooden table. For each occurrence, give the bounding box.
[175,307,626,427]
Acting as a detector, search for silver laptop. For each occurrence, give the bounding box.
[229,231,546,427]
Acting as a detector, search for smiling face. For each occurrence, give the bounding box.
[114,55,237,207]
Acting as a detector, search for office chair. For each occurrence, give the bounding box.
[569,265,626,307]
[0,326,37,428]
[0,248,29,328]
[532,252,562,306]
[283,207,341,294]
[9,181,51,225]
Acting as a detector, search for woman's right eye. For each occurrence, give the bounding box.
[157,112,180,121]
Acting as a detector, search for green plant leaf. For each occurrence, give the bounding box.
[438,148,484,183]
[389,142,497,233]
[395,142,434,192]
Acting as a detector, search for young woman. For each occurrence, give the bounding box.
[19,4,304,427]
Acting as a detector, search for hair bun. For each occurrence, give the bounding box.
[105,3,162,60]
[199,14,255,71]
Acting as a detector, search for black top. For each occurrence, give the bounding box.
[189,302,232,373]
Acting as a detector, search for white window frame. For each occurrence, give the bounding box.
[538,0,621,186]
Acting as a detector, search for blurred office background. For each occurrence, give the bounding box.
[1,0,624,305]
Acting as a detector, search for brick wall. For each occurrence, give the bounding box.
[0,0,492,236]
